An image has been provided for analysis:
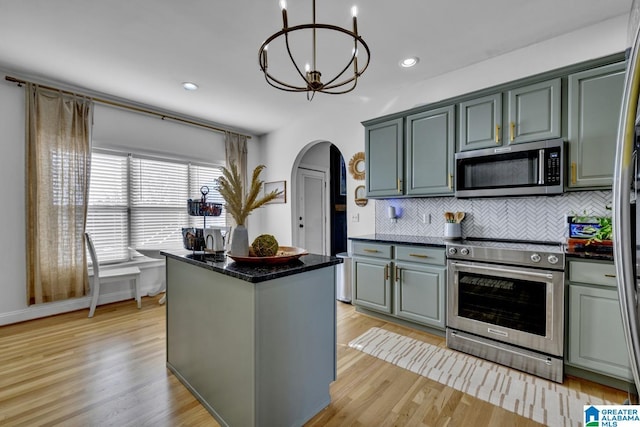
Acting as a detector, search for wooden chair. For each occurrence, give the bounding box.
[85,232,141,318]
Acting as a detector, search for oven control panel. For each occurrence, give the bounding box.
[445,241,565,270]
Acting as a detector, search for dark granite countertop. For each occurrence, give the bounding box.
[349,234,620,262]
[564,247,614,262]
[162,250,343,283]
[349,234,447,248]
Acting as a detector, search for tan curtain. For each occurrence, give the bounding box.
[224,132,248,225]
[26,84,93,305]
[225,131,248,188]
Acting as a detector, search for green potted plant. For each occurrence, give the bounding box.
[216,161,282,256]
[571,205,612,247]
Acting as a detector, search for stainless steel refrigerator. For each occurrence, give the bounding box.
[613,0,640,401]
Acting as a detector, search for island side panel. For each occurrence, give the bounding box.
[166,257,256,427]
[255,265,337,426]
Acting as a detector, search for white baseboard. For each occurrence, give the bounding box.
[0,285,160,326]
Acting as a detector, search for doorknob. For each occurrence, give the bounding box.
[299,224,304,228]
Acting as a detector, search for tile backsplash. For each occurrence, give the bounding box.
[375,191,612,242]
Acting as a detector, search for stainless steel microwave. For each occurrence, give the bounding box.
[455,138,564,198]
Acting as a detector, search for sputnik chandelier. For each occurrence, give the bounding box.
[258,0,370,100]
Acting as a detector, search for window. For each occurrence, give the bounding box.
[87,150,225,263]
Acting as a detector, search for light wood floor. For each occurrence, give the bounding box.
[0,297,629,426]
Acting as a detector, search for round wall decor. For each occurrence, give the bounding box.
[348,152,365,180]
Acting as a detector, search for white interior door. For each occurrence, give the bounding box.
[296,168,326,255]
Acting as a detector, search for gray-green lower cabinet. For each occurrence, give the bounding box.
[566,260,633,381]
[351,241,446,330]
[394,261,446,329]
[352,256,392,313]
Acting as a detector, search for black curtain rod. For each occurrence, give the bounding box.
[4,75,252,140]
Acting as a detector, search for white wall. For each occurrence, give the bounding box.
[0,15,628,323]
[0,86,257,324]
[255,15,629,245]
[0,80,27,316]
[92,103,227,164]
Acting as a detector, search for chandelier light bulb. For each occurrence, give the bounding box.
[351,5,358,17]
[280,0,287,10]
[305,63,311,73]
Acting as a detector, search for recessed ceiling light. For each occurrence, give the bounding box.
[182,82,199,91]
[400,57,419,68]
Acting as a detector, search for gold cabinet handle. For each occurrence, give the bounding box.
[397,178,403,193]
[605,274,617,278]
[448,174,453,190]
[384,264,389,281]
[495,124,501,143]
[364,248,380,253]
[571,162,577,185]
[409,253,429,258]
[395,265,400,282]
[510,122,515,142]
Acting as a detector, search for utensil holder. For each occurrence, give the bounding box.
[444,223,461,240]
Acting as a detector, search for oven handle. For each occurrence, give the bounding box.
[450,330,553,365]
[450,262,554,279]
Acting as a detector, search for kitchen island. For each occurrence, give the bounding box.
[162,250,342,427]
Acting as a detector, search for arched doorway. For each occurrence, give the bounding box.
[291,141,347,255]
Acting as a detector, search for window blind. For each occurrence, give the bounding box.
[87,152,129,263]
[87,151,226,264]
[130,156,188,249]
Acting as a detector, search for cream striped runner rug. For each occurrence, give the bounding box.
[348,327,614,427]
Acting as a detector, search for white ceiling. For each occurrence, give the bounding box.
[0,0,633,136]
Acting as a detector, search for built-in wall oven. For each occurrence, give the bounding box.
[446,239,565,383]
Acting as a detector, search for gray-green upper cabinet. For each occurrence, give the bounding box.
[405,106,455,196]
[459,79,561,151]
[365,118,403,197]
[458,93,502,151]
[506,78,561,144]
[567,62,625,189]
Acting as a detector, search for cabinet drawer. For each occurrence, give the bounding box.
[352,241,392,259]
[395,245,445,265]
[568,261,617,287]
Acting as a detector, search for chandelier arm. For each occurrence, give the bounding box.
[263,72,312,92]
[320,75,360,94]
[259,32,308,90]
[283,29,313,87]
[319,39,371,90]
[258,23,371,95]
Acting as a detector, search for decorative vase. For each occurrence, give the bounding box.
[230,224,249,256]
